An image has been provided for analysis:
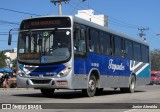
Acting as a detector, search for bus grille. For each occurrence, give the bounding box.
[29,74,54,77]
[31,79,51,84]
[25,66,58,72]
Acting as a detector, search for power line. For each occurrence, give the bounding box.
[70,0,141,29]
[0,40,17,42]
[0,32,18,35]
[0,23,19,27]
[0,32,8,35]
[0,33,18,35]
[70,0,86,14]
[0,20,20,25]
[0,29,9,30]
[0,7,41,16]
[0,19,20,28]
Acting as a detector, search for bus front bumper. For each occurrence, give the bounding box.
[16,75,71,89]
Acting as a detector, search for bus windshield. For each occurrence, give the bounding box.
[18,29,71,64]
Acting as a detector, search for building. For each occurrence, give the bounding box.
[4,48,17,68]
[75,9,108,27]
[5,48,17,61]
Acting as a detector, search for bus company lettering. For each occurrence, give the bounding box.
[108,59,125,72]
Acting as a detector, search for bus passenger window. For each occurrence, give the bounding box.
[110,35,114,56]
[89,29,99,53]
[74,28,86,54]
[133,42,141,61]
[99,32,111,55]
[114,37,122,57]
[125,40,133,59]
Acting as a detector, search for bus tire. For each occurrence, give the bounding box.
[120,75,136,93]
[128,75,136,93]
[40,89,55,97]
[82,75,96,97]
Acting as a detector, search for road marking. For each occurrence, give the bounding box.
[123,109,137,112]
[124,109,160,112]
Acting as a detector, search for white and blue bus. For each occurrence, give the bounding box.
[12,15,150,97]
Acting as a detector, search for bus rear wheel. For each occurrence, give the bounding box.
[127,75,136,93]
[82,75,96,97]
[40,89,55,97]
[120,75,136,93]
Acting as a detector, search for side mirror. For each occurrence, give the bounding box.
[8,33,12,45]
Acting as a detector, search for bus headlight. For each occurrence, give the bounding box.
[17,70,27,77]
[57,66,72,78]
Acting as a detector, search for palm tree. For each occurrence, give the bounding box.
[0,51,9,68]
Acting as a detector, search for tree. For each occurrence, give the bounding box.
[11,57,17,73]
[0,51,8,68]
[150,49,160,71]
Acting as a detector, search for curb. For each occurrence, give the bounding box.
[0,88,34,90]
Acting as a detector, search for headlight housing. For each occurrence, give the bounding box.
[56,66,72,78]
[17,69,27,77]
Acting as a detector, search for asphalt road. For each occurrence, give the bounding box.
[0,85,160,112]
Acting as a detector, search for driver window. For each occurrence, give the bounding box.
[74,28,86,53]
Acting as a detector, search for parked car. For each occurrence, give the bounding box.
[150,71,160,85]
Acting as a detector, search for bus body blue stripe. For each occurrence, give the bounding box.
[74,53,150,78]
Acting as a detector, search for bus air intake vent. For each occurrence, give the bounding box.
[31,79,51,84]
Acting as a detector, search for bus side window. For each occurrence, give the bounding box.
[121,38,125,58]
[124,40,133,60]
[74,28,80,49]
[133,42,141,61]
[141,45,149,63]
[74,28,86,53]
[77,29,86,52]
[89,29,99,53]
[114,36,122,57]
[110,35,114,56]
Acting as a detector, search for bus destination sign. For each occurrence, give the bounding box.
[20,17,71,30]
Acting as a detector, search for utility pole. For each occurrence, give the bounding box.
[138,27,149,42]
[50,0,70,15]
[138,27,149,38]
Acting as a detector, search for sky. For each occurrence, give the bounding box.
[0,0,160,51]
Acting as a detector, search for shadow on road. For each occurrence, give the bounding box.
[13,89,146,99]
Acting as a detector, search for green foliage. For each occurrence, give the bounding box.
[11,58,17,73]
[0,51,7,68]
[151,49,160,71]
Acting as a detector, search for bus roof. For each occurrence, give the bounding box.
[22,15,149,46]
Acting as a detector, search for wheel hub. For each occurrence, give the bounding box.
[89,80,95,91]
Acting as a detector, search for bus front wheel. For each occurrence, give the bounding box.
[82,75,96,97]
[40,89,55,97]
